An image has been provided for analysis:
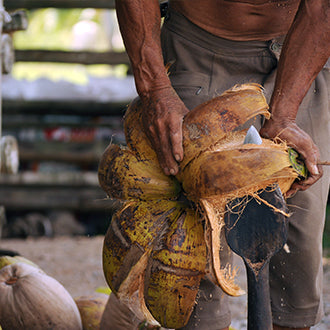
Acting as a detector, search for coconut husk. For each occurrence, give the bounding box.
[98,83,301,328]
[124,98,158,163]
[144,209,206,328]
[98,144,181,201]
[103,200,183,293]
[181,131,297,201]
[181,83,270,169]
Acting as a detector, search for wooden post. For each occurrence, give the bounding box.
[15,49,130,65]
[0,0,4,169]
[4,0,116,10]
[3,10,28,32]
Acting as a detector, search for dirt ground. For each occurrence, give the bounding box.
[1,235,329,330]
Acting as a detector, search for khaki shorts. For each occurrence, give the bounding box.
[161,9,330,329]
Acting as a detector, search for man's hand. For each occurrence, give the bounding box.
[260,118,322,197]
[140,86,189,176]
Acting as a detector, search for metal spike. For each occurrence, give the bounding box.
[243,125,262,145]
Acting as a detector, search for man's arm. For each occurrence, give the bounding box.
[115,0,189,176]
[260,0,329,196]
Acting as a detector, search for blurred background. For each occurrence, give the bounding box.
[0,0,137,238]
[0,1,328,251]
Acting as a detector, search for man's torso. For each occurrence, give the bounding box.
[170,0,301,40]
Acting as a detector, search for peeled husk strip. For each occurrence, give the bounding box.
[145,267,201,329]
[103,203,206,328]
[100,293,142,330]
[98,144,181,201]
[181,132,297,201]
[102,200,184,293]
[116,249,160,327]
[181,83,270,169]
[124,97,158,163]
[145,209,206,328]
[0,263,82,330]
[201,199,244,296]
[123,84,269,171]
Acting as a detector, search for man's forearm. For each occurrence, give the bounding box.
[270,0,329,121]
[115,0,171,96]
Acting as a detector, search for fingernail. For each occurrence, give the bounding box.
[169,168,176,175]
[175,154,181,162]
[311,165,319,175]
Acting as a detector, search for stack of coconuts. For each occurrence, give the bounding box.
[0,254,109,329]
[98,84,300,329]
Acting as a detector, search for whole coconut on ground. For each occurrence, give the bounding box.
[0,262,82,330]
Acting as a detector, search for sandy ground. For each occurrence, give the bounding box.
[1,236,329,330]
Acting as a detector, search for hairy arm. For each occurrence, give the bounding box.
[260,0,330,196]
[115,0,189,175]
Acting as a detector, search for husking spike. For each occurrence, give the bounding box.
[244,125,262,145]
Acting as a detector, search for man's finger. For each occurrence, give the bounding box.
[157,129,179,176]
[170,128,184,163]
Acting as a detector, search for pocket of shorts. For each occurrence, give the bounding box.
[169,71,210,109]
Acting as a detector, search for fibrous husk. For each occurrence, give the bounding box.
[201,198,244,296]
[180,83,270,169]
[103,205,207,328]
[98,83,300,329]
[144,209,206,328]
[102,200,184,293]
[124,97,158,163]
[98,144,181,201]
[0,263,82,330]
[100,293,142,330]
[182,130,297,202]
[123,84,270,172]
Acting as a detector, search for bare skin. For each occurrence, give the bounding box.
[171,0,301,41]
[115,1,329,326]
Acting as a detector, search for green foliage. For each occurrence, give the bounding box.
[12,8,126,83]
[13,8,110,51]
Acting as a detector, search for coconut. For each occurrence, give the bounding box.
[0,255,40,270]
[100,293,142,330]
[74,294,108,330]
[0,263,82,330]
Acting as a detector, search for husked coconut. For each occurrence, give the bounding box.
[0,262,82,330]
